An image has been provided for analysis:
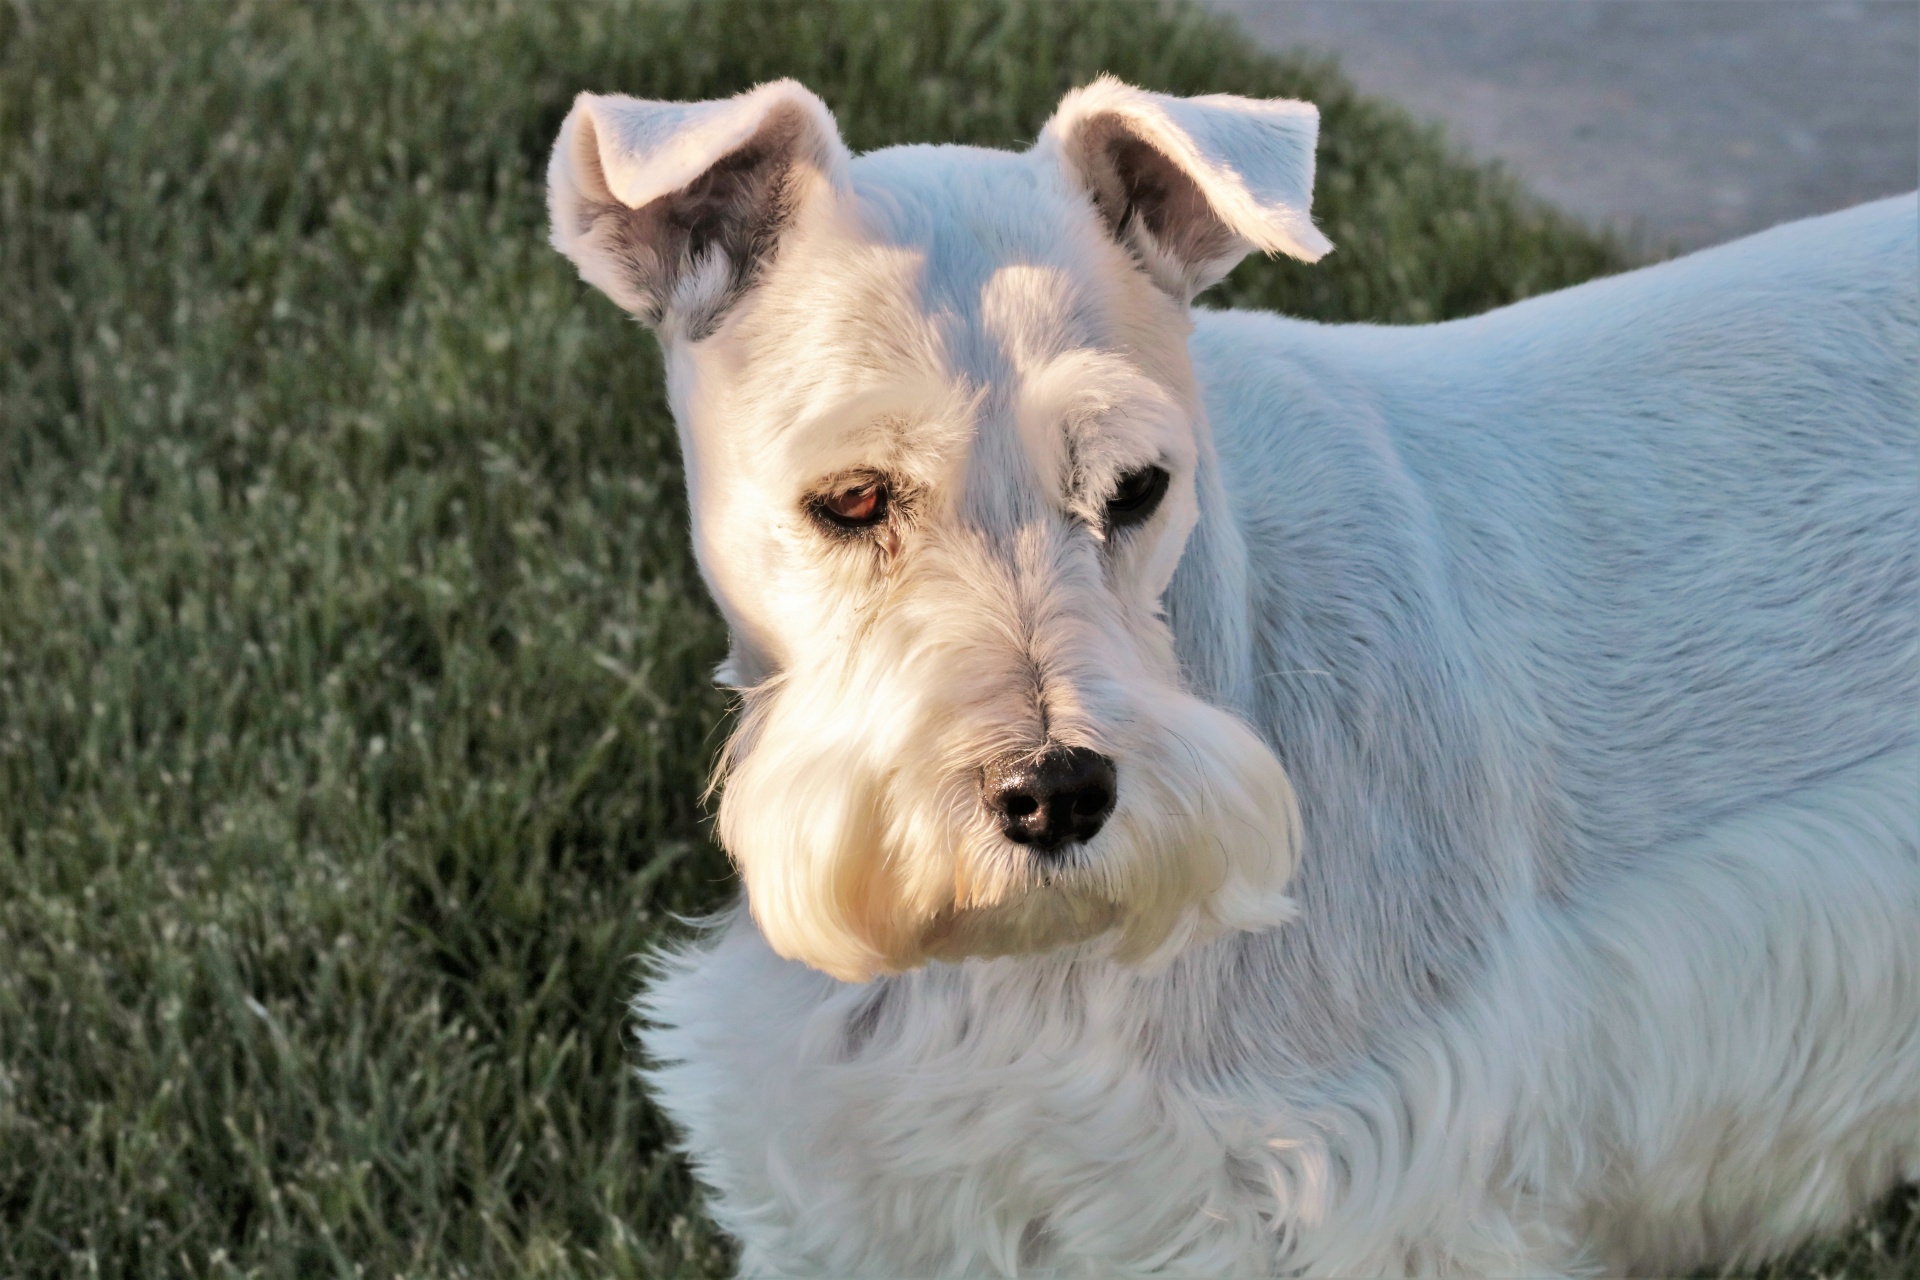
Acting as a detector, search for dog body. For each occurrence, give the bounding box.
[547,78,1919,1276]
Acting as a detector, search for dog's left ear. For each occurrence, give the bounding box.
[547,80,849,338]
[1040,76,1333,301]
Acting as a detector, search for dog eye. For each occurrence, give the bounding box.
[811,477,890,531]
[1104,466,1169,529]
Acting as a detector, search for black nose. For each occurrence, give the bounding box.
[983,747,1117,854]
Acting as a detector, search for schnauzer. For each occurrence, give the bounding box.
[546,77,1918,1276]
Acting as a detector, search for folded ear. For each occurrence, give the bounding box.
[1040,76,1333,301]
[547,80,849,339]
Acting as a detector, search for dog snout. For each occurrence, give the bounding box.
[983,747,1117,854]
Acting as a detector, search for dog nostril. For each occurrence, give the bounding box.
[983,747,1118,854]
[1072,787,1109,817]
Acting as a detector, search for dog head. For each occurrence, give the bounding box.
[549,77,1327,982]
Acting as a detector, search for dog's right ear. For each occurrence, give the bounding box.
[1041,76,1333,301]
[547,80,848,339]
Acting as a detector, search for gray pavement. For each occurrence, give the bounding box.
[1204,0,1919,251]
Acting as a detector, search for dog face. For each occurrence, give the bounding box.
[549,78,1330,981]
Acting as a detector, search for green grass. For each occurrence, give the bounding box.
[0,0,1908,1275]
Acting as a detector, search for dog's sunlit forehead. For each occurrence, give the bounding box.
[740,156,1177,526]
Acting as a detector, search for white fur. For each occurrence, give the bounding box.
[546,77,1920,1276]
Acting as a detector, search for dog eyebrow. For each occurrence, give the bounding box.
[1008,349,1185,507]
[780,376,966,444]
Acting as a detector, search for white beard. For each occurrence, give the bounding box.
[718,516,1298,984]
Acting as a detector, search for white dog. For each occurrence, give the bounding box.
[546,76,1919,1276]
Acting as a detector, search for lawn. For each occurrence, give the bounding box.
[0,0,1911,1275]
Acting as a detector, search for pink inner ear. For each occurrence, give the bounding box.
[557,110,810,334]
[549,82,850,334]
[1070,112,1244,299]
[1040,77,1333,281]
[1097,125,1239,269]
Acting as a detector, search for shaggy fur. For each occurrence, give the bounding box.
[547,75,1920,1276]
